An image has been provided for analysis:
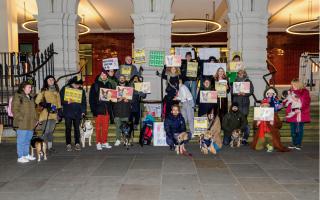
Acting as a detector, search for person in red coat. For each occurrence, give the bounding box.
[283,79,311,150]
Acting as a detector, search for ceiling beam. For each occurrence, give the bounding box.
[85,0,111,30]
[268,0,304,24]
[215,0,227,23]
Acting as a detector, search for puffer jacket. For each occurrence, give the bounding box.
[12,92,38,130]
[35,89,61,122]
[164,113,186,146]
[232,76,254,116]
[221,110,247,136]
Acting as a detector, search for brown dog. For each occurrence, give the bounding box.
[230,129,242,148]
[30,136,47,162]
[176,132,190,155]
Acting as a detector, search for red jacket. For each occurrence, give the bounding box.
[285,88,311,123]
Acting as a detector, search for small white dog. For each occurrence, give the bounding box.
[80,119,93,148]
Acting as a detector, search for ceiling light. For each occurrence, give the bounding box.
[286,18,320,35]
[172,19,222,36]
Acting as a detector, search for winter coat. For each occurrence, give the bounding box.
[164,113,186,146]
[197,84,217,117]
[285,88,311,123]
[112,83,132,118]
[115,64,139,80]
[161,67,180,98]
[12,92,38,130]
[60,85,86,119]
[214,78,230,121]
[208,116,223,149]
[232,76,254,116]
[131,90,146,113]
[251,113,290,152]
[221,110,247,136]
[180,59,199,82]
[89,76,114,117]
[35,89,61,122]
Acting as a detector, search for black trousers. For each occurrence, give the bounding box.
[129,112,140,125]
[65,117,81,145]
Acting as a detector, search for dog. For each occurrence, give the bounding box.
[30,135,47,162]
[175,132,191,155]
[120,121,133,150]
[230,129,243,148]
[199,132,216,155]
[80,119,93,148]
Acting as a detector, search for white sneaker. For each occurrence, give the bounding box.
[96,143,102,151]
[114,140,121,146]
[25,155,36,161]
[102,143,112,149]
[17,157,29,163]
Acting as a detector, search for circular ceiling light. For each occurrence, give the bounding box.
[172,19,222,36]
[22,20,90,35]
[286,18,320,35]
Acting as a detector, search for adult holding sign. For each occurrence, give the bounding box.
[213,67,230,122]
[180,52,199,103]
[60,76,86,152]
[115,56,140,81]
[231,69,254,145]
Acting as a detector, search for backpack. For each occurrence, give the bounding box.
[139,121,153,146]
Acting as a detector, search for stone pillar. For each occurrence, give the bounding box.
[227,0,269,100]
[131,0,174,100]
[0,0,18,52]
[36,0,80,85]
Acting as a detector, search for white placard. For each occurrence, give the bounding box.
[153,122,168,146]
[203,63,226,76]
[144,104,162,118]
[254,107,274,121]
[165,55,182,67]
[175,47,195,59]
[198,48,220,60]
[103,58,119,70]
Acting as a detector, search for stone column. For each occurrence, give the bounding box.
[36,0,80,85]
[131,0,174,100]
[227,0,269,100]
[0,0,18,52]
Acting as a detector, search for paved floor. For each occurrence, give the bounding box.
[0,143,318,200]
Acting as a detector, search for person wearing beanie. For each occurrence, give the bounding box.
[89,70,114,150]
[60,76,86,152]
[35,75,61,153]
[221,102,247,146]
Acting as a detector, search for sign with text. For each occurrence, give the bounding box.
[99,88,117,102]
[215,81,227,98]
[203,63,226,76]
[102,58,119,70]
[198,48,220,60]
[229,61,244,72]
[200,91,218,103]
[186,62,198,78]
[64,88,83,103]
[144,104,162,118]
[134,82,151,94]
[133,49,146,64]
[165,55,182,67]
[175,47,195,59]
[149,51,165,67]
[153,122,168,146]
[254,107,274,121]
[194,117,208,136]
[116,86,133,100]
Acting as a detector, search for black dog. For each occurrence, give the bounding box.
[120,122,133,150]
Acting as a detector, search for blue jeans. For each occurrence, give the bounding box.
[290,122,305,146]
[16,130,33,158]
[184,81,197,104]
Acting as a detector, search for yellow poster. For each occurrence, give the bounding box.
[194,117,208,136]
[64,88,82,103]
[229,62,244,72]
[215,81,227,98]
[186,62,198,78]
[133,49,146,64]
[121,66,132,79]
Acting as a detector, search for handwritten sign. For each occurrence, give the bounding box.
[116,86,133,100]
[233,82,250,94]
[186,62,198,78]
[198,48,220,60]
[102,58,119,70]
[254,107,274,121]
[165,55,181,67]
[134,82,151,94]
[149,51,165,67]
[229,62,244,72]
[194,117,208,136]
[144,104,162,118]
[99,88,117,102]
[200,91,218,103]
[64,88,83,103]
[133,49,146,64]
[203,63,226,76]
[153,122,168,146]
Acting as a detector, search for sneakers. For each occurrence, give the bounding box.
[75,144,81,151]
[114,140,121,146]
[25,155,36,161]
[288,144,302,150]
[17,157,29,163]
[66,144,72,152]
[96,143,102,151]
[295,145,302,150]
[102,143,112,149]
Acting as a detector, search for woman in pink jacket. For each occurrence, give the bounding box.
[284,79,311,150]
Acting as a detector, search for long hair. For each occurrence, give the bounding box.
[214,67,227,81]
[17,81,32,94]
[291,78,305,90]
[42,76,59,92]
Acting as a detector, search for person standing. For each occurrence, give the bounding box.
[180,52,198,103]
[12,80,38,163]
[60,76,86,151]
[115,56,140,81]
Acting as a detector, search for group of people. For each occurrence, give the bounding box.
[11,52,311,163]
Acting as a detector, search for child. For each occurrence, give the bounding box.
[164,104,191,153]
[176,78,194,135]
[197,78,217,117]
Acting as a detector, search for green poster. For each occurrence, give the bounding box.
[149,51,165,67]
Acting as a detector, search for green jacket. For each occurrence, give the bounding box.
[12,92,38,130]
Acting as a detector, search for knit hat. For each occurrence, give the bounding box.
[68,76,83,85]
[231,102,239,108]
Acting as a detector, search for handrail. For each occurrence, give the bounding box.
[263,59,277,87]
[56,65,85,82]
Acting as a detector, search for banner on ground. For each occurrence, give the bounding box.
[64,88,83,103]
[116,86,133,100]
[186,62,198,78]
[203,63,226,76]
[149,51,165,67]
[232,82,250,94]
[134,82,151,93]
[133,49,146,64]
[254,107,274,121]
[200,91,218,103]
[194,117,208,136]
[99,88,117,102]
[153,122,168,146]
[102,58,119,70]
[165,55,182,67]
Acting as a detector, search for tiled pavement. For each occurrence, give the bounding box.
[0,143,318,200]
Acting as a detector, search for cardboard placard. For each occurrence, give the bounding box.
[203,63,226,76]
[233,82,250,94]
[153,122,168,146]
[229,62,244,72]
[99,88,117,102]
[134,82,151,94]
[149,51,165,67]
[64,88,83,103]
[186,62,198,78]
[102,58,119,70]
[116,86,133,100]
[144,104,162,118]
[254,107,274,121]
[165,55,182,67]
[198,48,220,60]
[215,81,227,98]
[133,49,146,64]
[200,91,218,103]
[194,117,208,136]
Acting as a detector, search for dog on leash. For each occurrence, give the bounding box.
[80,119,93,148]
[230,129,243,148]
[120,122,133,150]
[176,132,191,155]
[199,132,216,155]
[30,135,47,162]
